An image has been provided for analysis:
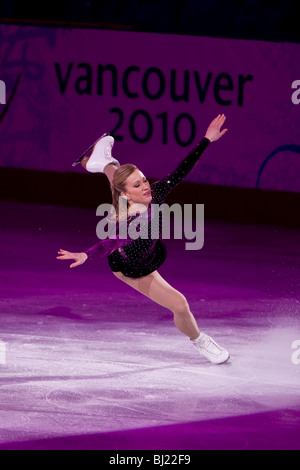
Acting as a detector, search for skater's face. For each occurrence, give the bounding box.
[121,169,152,207]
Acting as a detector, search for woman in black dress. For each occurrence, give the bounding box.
[57,114,230,364]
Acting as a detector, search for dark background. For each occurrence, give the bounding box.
[1,0,299,43]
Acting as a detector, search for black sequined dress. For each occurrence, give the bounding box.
[85,137,210,278]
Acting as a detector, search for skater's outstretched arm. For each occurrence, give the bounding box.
[152,114,228,203]
[204,114,228,142]
[56,249,88,268]
[57,233,134,267]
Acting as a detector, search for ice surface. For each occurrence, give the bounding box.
[0,201,299,449]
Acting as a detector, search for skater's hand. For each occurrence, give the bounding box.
[56,249,88,268]
[204,114,228,142]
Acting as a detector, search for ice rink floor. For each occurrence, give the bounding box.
[0,200,299,450]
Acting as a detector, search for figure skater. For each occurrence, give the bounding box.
[57,114,230,364]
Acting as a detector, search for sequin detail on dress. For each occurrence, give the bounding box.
[85,138,210,277]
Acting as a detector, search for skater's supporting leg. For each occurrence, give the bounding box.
[113,270,200,340]
[112,270,230,364]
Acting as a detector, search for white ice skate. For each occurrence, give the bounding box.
[192,332,230,365]
[72,133,120,173]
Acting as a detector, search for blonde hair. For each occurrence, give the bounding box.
[111,164,137,221]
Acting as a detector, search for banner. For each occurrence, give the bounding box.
[0,24,299,192]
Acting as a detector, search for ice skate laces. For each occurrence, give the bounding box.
[104,141,113,158]
[198,333,224,357]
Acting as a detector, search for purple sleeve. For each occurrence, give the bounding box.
[84,236,131,258]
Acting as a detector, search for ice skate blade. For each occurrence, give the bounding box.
[216,354,230,365]
[72,133,109,167]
